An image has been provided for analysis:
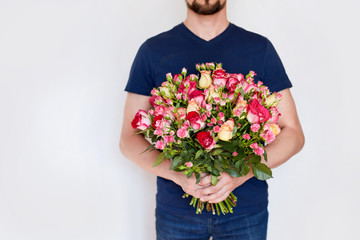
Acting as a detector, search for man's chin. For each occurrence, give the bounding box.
[186,0,226,15]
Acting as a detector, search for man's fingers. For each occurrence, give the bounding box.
[198,174,211,186]
[202,188,230,203]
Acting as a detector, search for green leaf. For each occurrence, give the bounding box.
[186,170,193,178]
[214,160,224,172]
[195,172,201,184]
[248,154,261,164]
[235,160,243,170]
[169,156,182,170]
[195,149,203,159]
[252,163,273,180]
[212,149,224,155]
[211,175,218,186]
[240,163,250,176]
[224,167,241,177]
[212,168,220,176]
[263,150,268,162]
[153,152,166,167]
[217,140,237,152]
[141,144,155,154]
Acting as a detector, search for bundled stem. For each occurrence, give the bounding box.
[182,192,237,215]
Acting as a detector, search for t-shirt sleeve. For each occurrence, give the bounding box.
[124,41,155,96]
[263,39,292,92]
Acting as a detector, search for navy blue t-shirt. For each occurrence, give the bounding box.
[125,22,292,218]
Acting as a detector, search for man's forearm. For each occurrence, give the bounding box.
[263,125,305,169]
[119,133,179,182]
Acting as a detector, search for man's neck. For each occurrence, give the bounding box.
[183,8,229,41]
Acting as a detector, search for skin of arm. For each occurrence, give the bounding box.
[197,88,305,203]
[119,93,210,198]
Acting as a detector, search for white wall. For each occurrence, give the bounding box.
[0,0,359,239]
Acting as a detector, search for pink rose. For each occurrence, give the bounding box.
[226,74,239,91]
[213,125,221,133]
[152,115,164,129]
[185,161,193,167]
[260,129,275,144]
[250,143,258,149]
[177,127,189,138]
[212,68,228,87]
[164,135,175,144]
[197,131,216,150]
[247,99,271,124]
[131,110,151,130]
[254,147,264,156]
[173,74,182,84]
[189,90,205,108]
[155,140,165,150]
[269,106,281,123]
[186,111,205,130]
[250,124,261,132]
[154,129,163,136]
[218,112,225,121]
[242,134,250,140]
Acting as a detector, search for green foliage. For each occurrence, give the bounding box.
[248,154,261,164]
[153,152,166,167]
[252,163,273,180]
[211,175,218,186]
[169,156,182,170]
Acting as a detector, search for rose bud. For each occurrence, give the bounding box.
[187,99,200,113]
[199,70,212,89]
[131,110,151,130]
[218,119,235,141]
[159,86,171,99]
[197,131,216,150]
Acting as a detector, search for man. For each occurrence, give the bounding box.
[120,0,305,239]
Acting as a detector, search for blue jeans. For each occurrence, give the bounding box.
[156,207,268,240]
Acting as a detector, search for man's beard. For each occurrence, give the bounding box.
[186,0,226,15]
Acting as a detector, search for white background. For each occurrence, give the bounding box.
[1,0,359,239]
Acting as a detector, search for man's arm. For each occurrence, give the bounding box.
[197,88,305,203]
[119,93,208,198]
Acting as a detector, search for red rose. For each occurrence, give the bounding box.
[246,99,271,124]
[189,90,205,108]
[152,115,164,129]
[131,110,151,130]
[212,68,228,87]
[197,131,216,150]
[186,111,205,130]
[226,74,239,91]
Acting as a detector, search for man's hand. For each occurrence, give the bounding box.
[196,172,253,203]
[172,172,211,198]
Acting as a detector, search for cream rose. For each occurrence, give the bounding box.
[218,119,235,141]
[187,99,200,113]
[199,70,212,89]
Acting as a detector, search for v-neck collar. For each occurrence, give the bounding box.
[177,22,234,45]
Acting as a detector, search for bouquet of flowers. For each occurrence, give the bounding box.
[131,63,282,215]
